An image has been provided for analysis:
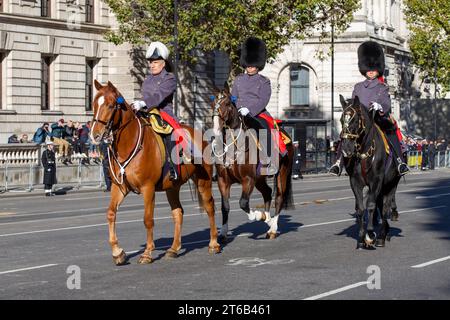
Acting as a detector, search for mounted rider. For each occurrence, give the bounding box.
[231,37,288,175]
[329,41,410,176]
[131,41,182,181]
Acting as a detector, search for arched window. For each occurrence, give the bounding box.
[290,64,309,107]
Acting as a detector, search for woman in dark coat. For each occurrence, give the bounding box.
[42,141,57,196]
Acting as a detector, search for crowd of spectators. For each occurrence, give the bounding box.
[8,119,100,165]
[403,135,449,170]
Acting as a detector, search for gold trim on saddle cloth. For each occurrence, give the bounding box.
[374,124,390,155]
[148,108,173,135]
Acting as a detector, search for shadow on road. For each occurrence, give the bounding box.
[410,176,450,241]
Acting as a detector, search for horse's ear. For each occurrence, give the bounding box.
[94,79,103,91]
[223,81,230,95]
[107,81,114,88]
[339,94,346,108]
[353,95,360,106]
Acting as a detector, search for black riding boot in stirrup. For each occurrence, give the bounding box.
[387,133,410,176]
[164,135,178,181]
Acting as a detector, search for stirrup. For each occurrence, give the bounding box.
[329,163,341,176]
[397,163,410,176]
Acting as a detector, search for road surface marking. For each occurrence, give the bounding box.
[0,264,58,275]
[0,205,446,238]
[303,282,368,300]
[415,193,450,199]
[411,256,450,268]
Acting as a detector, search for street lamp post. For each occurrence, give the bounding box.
[331,17,335,142]
[173,0,179,118]
[432,43,439,141]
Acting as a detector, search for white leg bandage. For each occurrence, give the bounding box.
[247,210,257,221]
[268,215,279,234]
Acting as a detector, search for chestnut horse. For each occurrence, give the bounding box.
[90,80,220,265]
[211,86,295,241]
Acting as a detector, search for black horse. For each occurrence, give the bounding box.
[339,95,400,249]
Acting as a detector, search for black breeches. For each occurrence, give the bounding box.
[385,131,403,161]
[246,116,272,157]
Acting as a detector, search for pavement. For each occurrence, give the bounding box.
[0,169,449,300]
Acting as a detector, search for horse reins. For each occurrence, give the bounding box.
[94,96,145,186]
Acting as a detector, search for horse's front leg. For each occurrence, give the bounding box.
[239,176,256,220]
[255,178,273,229]
[138,184,156,264]
[350,179,365,249]
[107,184,128,265]
[365,183,382,248]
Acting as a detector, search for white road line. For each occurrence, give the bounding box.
[411,256,450,268]
[303,281,368,300]
[0,264,58,275]
[415,193,450,199]
[0,213,203,237]
[0,205,445,238]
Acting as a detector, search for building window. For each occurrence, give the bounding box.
[86,0,94,23]
[41,56,51,110]
[85,59,97,111]
[290,65,309,107]
[41,0,50,17]
[0,1,3,13]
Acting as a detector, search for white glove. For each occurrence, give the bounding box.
[238,107,250,116]
[132,100,147,111]
[370,102,383,112]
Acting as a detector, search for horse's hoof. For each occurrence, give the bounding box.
[218,235,228,244]
[386,235,391,242]
[164,250,178,259]
[112,250,127,266]
[138,254,153,264]
[208,245,221,254]
[266,232,277,240]
[375,239,385,247]
[356,243,364,250]
[391,215,399,222]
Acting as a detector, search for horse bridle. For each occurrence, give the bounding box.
[92,96,128,140]
[340,105,375,159]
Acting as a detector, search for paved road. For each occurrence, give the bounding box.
[0,169,449,300]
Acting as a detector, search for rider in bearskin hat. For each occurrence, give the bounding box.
[231,37,288,175]
[329,41,409,176]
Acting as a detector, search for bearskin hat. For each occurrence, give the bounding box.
[240,37,267,70]
[357,41,385,76]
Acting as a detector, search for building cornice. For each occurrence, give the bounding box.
[0,13,110,34]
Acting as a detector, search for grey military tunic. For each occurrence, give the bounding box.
[141,69,177,119]
[231,73,272,117]
[352,78,391,115]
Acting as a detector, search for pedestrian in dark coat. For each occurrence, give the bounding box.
[428,140,436,170]
[42,141,57,196]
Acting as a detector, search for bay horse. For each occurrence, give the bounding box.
[210,85,294,241]
[90,80,220,265]
[339,94,400,249]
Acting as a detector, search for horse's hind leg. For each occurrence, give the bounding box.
[217,175,232,242]
[376,189,395,247]
[390,189,399,221]
[165,188,184,258]
[193,171,220,254]
[138,184,156,264]
[108,184,128,265]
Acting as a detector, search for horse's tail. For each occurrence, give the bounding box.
[283,165,295,210]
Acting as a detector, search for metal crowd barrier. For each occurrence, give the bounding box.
[406,150,450,170]
[0,143,104,193]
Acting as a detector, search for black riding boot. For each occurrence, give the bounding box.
[386,132,410,176]
[329,141,344,176]
[164,135,178,181]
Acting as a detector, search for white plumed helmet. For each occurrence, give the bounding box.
[146,41,170,60]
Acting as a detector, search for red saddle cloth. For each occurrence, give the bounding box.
[257,113,287,156]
